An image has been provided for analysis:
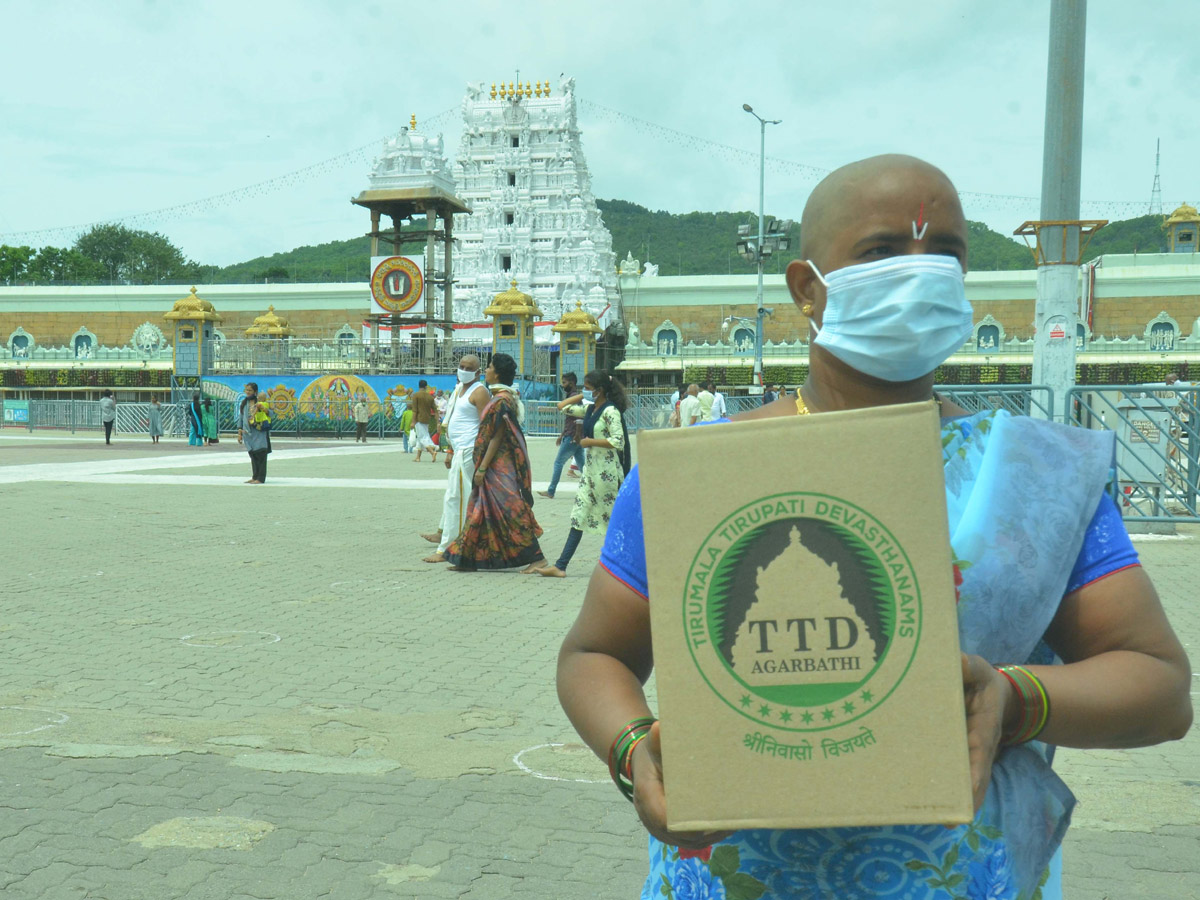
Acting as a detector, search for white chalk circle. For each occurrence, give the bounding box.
[0,706,69,737]
[180,631,282,648]
[513,742,608,784]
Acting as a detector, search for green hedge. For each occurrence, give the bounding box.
[2,368,173,388]
[679,362,1192,387]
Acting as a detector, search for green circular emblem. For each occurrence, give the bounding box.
[683,492,921,732]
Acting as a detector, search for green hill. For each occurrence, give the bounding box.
[205,201,1176,284]
[598,199,1035,274]
[1084,214,1168,256]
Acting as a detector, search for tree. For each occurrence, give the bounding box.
[0,245,36,284]
[73,223,200,284]
[27,246,106,284]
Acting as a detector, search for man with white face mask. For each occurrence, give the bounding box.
[421,355,491,563]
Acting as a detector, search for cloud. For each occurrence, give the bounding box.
[0,0,1196,263]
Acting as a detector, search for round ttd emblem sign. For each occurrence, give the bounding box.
[684,492,922,733]
[371,257,424,314]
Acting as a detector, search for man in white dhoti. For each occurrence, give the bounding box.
[421,355,491,563]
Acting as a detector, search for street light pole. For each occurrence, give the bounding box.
[744,104,780,390]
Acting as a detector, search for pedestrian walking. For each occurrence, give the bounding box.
[399,403,414,452]
[99,389,116,444]
[535,369,630,578]
[678,383,702,426]
[147,396,163,444]
[538,371,587,500]
[411,380,439,462]
[187,393,205,447]
[202,398,219,445]
[706,380,727,420]
[421,355,490,563]
[353,398,370,442]
[444,353,546,572]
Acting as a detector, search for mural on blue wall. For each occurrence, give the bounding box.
[202,373,554,424]
[202,374,457,421]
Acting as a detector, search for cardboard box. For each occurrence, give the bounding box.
[640,401,972,831]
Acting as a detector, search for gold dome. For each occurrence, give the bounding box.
[245,305,294,337]
[163,286,222,322]
[551,300,602,334]
[484,280,543,318]
[1164,202,1200,226]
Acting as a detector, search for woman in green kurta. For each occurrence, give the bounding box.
[536,369,630,578]
[201,398,219,444]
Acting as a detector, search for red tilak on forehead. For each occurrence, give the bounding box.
[912,202,929,240]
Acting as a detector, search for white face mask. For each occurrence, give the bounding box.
[807,254,973,382]
[457,368,477,384]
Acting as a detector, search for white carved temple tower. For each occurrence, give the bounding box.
[449,77,619,325]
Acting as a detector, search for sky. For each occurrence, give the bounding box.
[1,0,1197,267]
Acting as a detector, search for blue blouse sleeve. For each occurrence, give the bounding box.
[1064,492,1140,596]
[599,464,649,598]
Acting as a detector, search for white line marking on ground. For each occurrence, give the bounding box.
[512,743,608,784]
[180,631,282,647]
[0,441,577,493]
[0,707,70,737]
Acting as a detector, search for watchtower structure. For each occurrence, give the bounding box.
[485,280,542,381]
[352,115,471,372]
[552,300,602,383]
[163,286,221,397]
[1165,203,1199,254]
[245,305,295,372]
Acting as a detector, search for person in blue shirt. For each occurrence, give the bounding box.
[556,154,1192,900]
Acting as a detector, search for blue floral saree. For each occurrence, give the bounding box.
[603,410,1122,900]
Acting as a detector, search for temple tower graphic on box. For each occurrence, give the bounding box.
[450,76,619,329]
[163,287,221,397]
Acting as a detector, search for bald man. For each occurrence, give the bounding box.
[678,383,702,427]
[557,154,1192,900]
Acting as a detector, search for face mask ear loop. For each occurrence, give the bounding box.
[806,260,829,288]
[805,260,827,335]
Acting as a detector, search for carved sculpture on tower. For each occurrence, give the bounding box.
[449,76,619,325]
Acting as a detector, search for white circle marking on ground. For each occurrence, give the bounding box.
[512,742,608,784]
[180,631,282,647]
[0,707,70,736]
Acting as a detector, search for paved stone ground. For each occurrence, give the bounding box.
[0,429,1196,899]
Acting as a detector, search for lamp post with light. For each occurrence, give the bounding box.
[738,103,785,393]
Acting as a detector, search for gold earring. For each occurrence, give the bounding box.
[801,303,814,317]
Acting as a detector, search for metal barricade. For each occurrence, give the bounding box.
[1068,386,1199,522]
[935,385,1055,419]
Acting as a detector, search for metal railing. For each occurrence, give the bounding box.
[1068,386,1199,522]
[209,339,559,376]
[10,385,1195,523]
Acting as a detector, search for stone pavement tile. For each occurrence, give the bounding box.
[1,443,1194,899]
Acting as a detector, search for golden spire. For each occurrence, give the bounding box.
[490,82,497,99]
[534,81,543,97]
[544,80,552,97]
[409,113,417,129]
[524,81,532,98]
[508,81,515,98]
